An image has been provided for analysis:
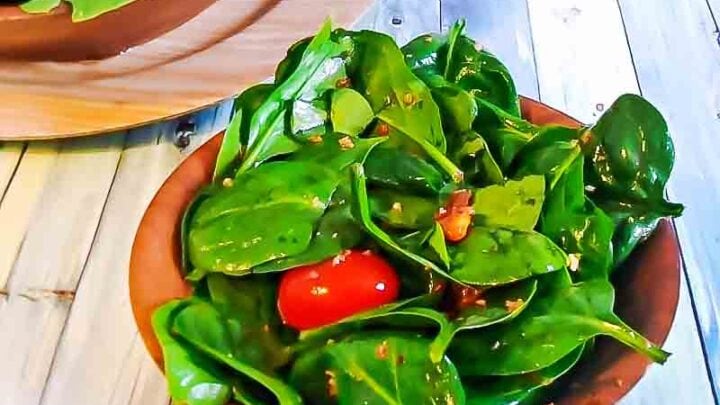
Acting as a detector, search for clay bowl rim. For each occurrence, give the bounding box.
[129,96,681,404]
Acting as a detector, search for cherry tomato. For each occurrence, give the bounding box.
[277,250,400,330]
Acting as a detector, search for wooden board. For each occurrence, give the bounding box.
[0,0,371,140]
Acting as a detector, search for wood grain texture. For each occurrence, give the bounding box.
[0,0,371,140]
[618,0,720,397]
[441,0,539,98]
[40,109,225,405]
[526,1,716,402]
[0,135,124,405]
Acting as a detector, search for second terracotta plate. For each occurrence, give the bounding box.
[0,0,371,140]
[129,97,680,404]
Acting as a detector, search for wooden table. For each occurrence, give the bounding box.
[0,0,718,404]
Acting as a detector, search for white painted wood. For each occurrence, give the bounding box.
[0,134,124,405]
[40,106,224,405]
[526,1,715,402]
[527,0,639,122]
[359,0,440,44]
[708,0,720,21]
[441,0,539,99]
[618,0,720,396]
[0,142,60,289]
[0,142,24,201]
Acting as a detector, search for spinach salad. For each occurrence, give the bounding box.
[12,0,138,21]
[152,20,683,405]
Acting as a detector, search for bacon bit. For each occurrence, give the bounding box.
[222,178,234,188]
[391,202,403,213]
[308,134,324,144]
[325,370,338,397]
[262,324,270,333]
[376,122,390,137]
[402,92,415,106]
[396,355,406,365]
[450,284,486,311]
[336,77,351,88]
[436,190,474,243]
[338,136,355,150]
[375,340,389,359]
[505,298,524,312]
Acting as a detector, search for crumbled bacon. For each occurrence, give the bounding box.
[436,190,474,243]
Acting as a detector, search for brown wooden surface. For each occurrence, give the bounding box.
[0,0,371,140]
[129,97,681,403]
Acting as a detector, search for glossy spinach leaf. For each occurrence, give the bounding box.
[181,186,216,277]
[254,203,362,273]
[349,30,462,182]
[290,332,466,404]
[584,94,684,264]
[449,271,669,376]
[205,274,291,370]
[289,133,385,175]
[473,176,545,230]
[21,0,134,21]
[152,300,233,405]
[474,98,539,170]
[427,222,450,268]
[238,20,343,173]
[464,344,585,405]
[172,299,303,405]
[431,279,538,359]
[215,110,243,182]
[351,164,459,283]
[189,161,340,275]
[449,227,567,286]
[448,130,504,187]
[541,156,614,280]
[370,190,438,230]
[364,147,447,196]
[331,88,375,135]
[290,99,328,135]
[511,125,583,189]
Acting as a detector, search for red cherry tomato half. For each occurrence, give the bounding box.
[277,250,400,330]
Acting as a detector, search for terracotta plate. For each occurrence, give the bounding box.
[0,0,371,140]
[0,0,218,61]
[129,97,680,404]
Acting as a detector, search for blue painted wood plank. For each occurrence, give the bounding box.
[619,0,720,398]
[440,0,539,98]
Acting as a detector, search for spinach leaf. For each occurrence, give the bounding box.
[449,271,669,376]
[290,332,466,404]
[364,147,447,196]
[349,30,462,182]
[289,133,385,174]
[473,176,545,230]
[189,161,340,275]
[541,156,614,280]
[351,164,459,283]
[427,222,450,268]
[511,125,583,189]
[181,186,216,277]
[21,0,135,21]
[152,300,233,405]
[172,299,303,405]
[449,227,567,286]
[370,190,438,230]
[430,279,538,360]
[464,344,585,405]
[331,88,375,136]
[448,130,504,187]
[474,98,539,170]
[238,20,343,173]
[290,99,328,136]
[205,274,291,370]
[214,110,243,182]
[584,94,684,264]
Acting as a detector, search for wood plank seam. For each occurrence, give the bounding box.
[522,0,542,100]
[0,142,26,204]
[34,133,128,405]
